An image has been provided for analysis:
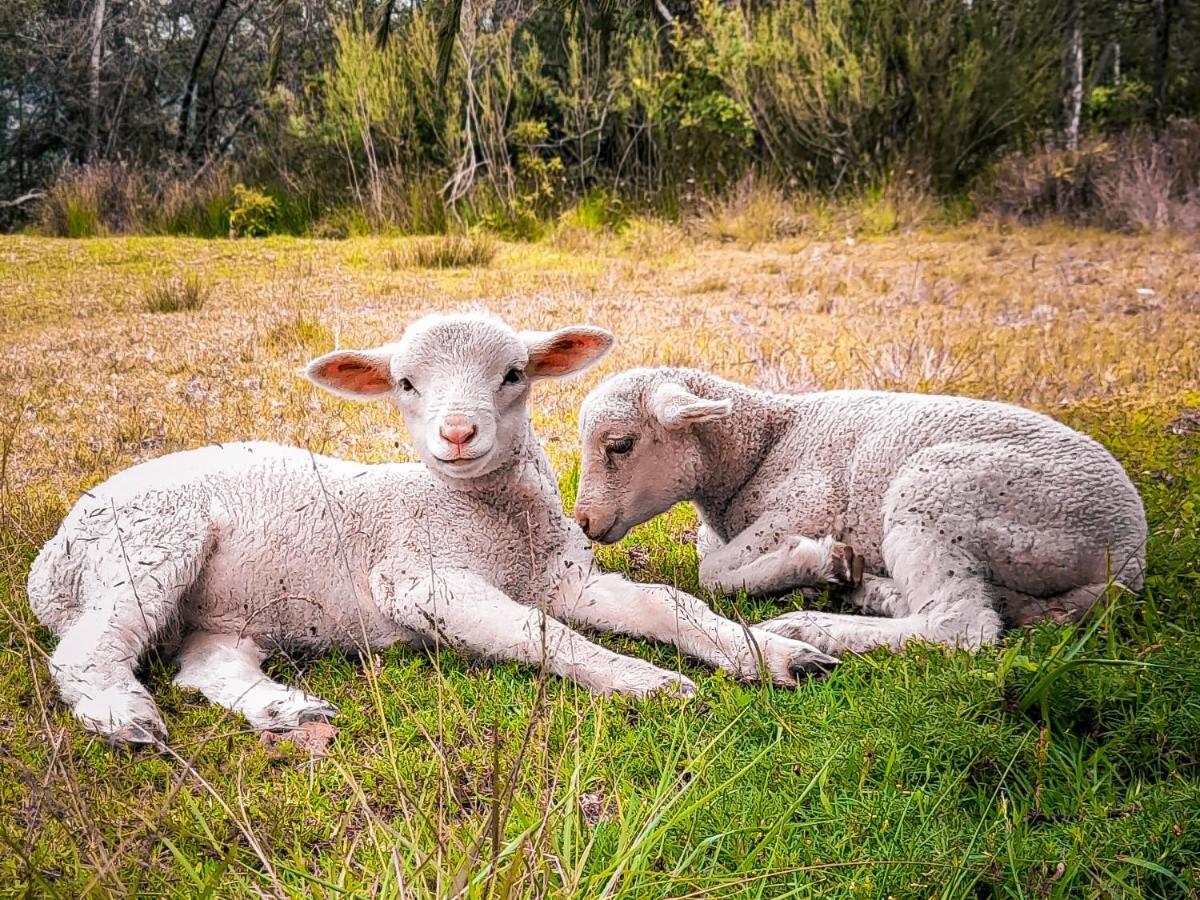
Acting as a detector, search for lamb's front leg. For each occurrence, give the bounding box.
[174,631,339,730]
[700,520,862,595]
[550,572,837,686]
[371,568,694,697]
[697,473,858,594]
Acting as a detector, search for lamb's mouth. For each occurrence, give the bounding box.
[431,450,495,477]
[590,522,627,544]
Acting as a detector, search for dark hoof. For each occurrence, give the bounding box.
[298,705,338,724]
[789,655,839,680]
[106,720,167,749]
[830,542,864,586]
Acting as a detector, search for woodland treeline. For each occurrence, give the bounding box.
[1,0,1197,235]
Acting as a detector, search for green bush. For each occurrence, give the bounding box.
[227,184,279,238]
[692,0,1059,190]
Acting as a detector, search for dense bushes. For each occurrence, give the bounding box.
[13,0,1200,238]
[980,122,1200,231]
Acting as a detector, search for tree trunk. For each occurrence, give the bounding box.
[1063,0,1083,150]
[177,0,231,156]
[1152,0,1171,130]
[87,0,107,163]
[374,0,398,49]
[265,0,287,89]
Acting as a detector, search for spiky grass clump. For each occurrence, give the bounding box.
[386,234,497,270]
[142,273,211,313]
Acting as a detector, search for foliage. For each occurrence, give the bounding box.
[690,0,1061,190]
[7,1,1200,235]
[227,185,279,238]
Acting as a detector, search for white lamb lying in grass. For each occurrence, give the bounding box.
[573,367,1147,655]
[27,315,834,746]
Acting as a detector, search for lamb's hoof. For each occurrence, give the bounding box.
[610,664,696,699]
[75,686,167,748]
[656,677,697,699]
[788,652,838,680]
[261,695,339,730]
[106,718,168,749]
[830,542,864,586]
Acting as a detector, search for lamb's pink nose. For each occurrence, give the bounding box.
[439,415,477,446]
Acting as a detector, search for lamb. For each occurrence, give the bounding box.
[573,367,1147,656]
[26,315,835,746]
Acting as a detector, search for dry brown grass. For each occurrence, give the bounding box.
[1,227,1198,498]
[0,222,1190,519]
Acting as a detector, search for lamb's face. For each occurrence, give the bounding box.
[306,313,613,481]
[385,317,534,479]
[575,371,731,543]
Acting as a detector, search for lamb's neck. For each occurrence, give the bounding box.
[683,372,794,523]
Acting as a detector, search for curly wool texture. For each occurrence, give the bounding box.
[29,441,578,651]
[577,368,1147,654]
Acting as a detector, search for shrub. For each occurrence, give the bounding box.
[154,168,238,237]
[384,234,497,269]
[311,207,371,239]
[38,162,151,237]
[142,274,211,313]
[695,178,807,246]
[562,189,627,232]
[227,184,279,237]
[979,121,1200,231]
[693,0,1059,190]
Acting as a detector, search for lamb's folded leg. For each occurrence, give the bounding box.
[757,597,1003,656]
[550,571,837,686]
[371,567,695,697]
[700,527,853,594]
[695,524,724,560]
[173,631,338,730]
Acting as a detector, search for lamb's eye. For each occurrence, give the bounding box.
[398,378,415,393]
[606,436,635,456]
[502,368,523,385]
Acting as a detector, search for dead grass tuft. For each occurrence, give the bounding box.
[980,123,1200,232]
[142,273,211,313]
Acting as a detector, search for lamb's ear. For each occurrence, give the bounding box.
[305,349,395,400]
[650,383,733,429]
[522,326,614,379]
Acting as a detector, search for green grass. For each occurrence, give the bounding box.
[1,230,1198,897]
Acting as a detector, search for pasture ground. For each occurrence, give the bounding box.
[1,226,1198,897]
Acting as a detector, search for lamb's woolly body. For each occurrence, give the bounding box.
[30,438,577,652]
[29,318,834,745]
[577,368,1147,654]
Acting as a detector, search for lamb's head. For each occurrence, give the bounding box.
[575,368,732,543]
[306,313,613,480]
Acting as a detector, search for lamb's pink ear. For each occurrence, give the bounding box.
[522,326,614,379]
[649,383,733,429]
[305,349,394,400]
